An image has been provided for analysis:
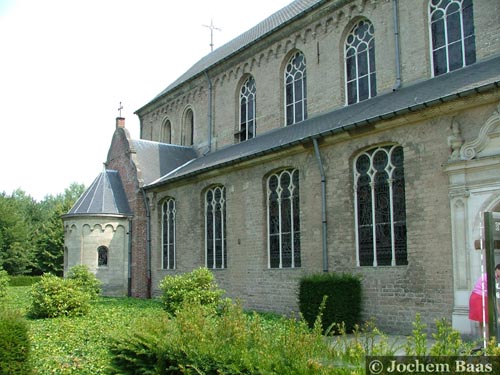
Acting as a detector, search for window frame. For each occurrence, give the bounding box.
[161,197,176,270]
[205,185,227,269]
[284,51,308,126]
[353,144,407,267]
[267,168,301,269]
[239,75,257,142]
[344,19,377,105]
[97,245,109,268]
[428,0,476,77]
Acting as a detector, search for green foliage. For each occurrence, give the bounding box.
[0,308,31,375]
[28,274,92,318]
[299,272,361,333]
[109,300,340,375]
[67,265,102,300]
[158,267,224,316]
[0,269,8,298]
[8,275,42,287]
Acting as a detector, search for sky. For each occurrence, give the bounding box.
[0,0,291,201]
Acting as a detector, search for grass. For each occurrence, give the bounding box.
[4,286,165,375]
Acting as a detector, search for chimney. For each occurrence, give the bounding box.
[116,117,125,129]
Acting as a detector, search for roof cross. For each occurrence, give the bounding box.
[203,19,221,52]
[118,102,123,117]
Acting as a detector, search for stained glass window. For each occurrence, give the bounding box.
[285,52,307,126]
[162,198,176,270]
[183,108,194,146]
[429,0,476,76]
[97,246,108,267]
[267,169,301,268]
[239,76,256,142]
[345,19,377,105]
[205,186,227,269]
[354,145,407,266]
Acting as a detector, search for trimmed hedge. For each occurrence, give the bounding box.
[0,308,31,375]
[299,272,361,333]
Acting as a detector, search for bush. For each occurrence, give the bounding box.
[0,308,31,375]
[299,272,361,333]
[28,274,92,318]
[67,265,101,300]
[0,270,8,298]
[158,268,224,316]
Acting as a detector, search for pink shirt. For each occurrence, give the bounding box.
[472,274,488,297]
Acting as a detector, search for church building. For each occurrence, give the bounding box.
[63,0,500,335]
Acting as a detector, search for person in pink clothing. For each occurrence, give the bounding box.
[469,265,500,337]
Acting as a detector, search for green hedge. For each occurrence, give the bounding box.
[8,275,42,287]
[299,272,361,333]
[0,308,31,375]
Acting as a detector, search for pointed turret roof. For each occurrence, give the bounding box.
[63,169,132,218]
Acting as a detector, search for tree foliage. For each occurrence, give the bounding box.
[0,183,85,276]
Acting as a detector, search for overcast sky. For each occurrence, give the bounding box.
[0,0,291,201]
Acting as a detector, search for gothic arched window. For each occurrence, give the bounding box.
[205,185,226,269]
[162,198,176,270]
[429,0,476,76]
[97,246,108,267]
[285,52,307,126]
[239,76,256,142]
[345,19,377,105]
[354,145,407,266]
[267,169,301,268]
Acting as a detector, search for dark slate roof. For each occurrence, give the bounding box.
[146,55,500,189]
[130,140,198,185]
[137,0,324,111]
[64,170,132,217]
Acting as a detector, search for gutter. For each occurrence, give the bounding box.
[312,137,328,272]
[392,0,401,91]
[205,71,213,153]
[127,218,132,297]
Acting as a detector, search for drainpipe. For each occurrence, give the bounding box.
[392,0,401,91]
[141,189,152,298]
[204,71,213,153]
[127,218,132,297]
[312,137,328,272]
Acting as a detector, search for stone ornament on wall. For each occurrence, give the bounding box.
[460,102,500,160]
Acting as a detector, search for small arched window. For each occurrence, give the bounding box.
[284,51,307,126]
[182,108,194,146]
[345,19,377,105]
[97,246,108,267]
[239,76,256,142]
[267,169,301,268]
[161,119,172,144]
[354,145,407,266]
[205,185,226,269]
[429,0,476,76]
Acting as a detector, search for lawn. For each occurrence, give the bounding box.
[4,286,166,375]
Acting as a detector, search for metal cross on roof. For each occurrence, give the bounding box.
[118,102,123,117]
[203,19,221,52]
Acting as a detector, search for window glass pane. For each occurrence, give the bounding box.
[446,11,462,43]
[464,36,476,65]
[347,81,357,105]
[358,76,369,102]
[433,48,447,75]
[431,18,445,49]
[448,41,463,71]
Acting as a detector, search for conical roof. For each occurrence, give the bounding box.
[64,169,132,217]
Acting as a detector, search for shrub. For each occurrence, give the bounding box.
[299,272,361,333]
[158,267,224,315]
[28,274,91,318]
[67,265,101,300]
[0,269,8,299]
[0,308,31,375]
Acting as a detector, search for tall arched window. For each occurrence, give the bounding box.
[239,76,256,142]
[205,185,226,269]
[182,108,194,146]
[97,246,108,267]
[285,52,307,126]
[161,119,172,144]
[429,0,476,77]
[345,19,377,105]
[267,169,301,268]
[162,198,176,270]
[354,145,407,267]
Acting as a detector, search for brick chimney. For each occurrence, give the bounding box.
[116,117,125,129]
